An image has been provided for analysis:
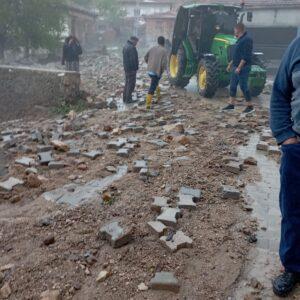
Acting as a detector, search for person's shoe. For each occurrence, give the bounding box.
[146,94,153,110]
[242,105,255,114]
[222,104,235,111]
[272,272,300,297]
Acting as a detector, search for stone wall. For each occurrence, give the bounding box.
[0,65,80,122]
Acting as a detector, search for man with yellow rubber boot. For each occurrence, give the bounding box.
[144,36,168,109]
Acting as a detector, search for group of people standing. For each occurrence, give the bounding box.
[122,35,168,109]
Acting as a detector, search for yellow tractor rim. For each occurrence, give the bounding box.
[198,66,207,90]
[170,55,179,78]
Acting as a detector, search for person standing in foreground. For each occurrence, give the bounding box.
[122,36,139,103]
[144,36,168,109]
[270,37,300,297]
[62,36,82,72]
[223,23,254,113]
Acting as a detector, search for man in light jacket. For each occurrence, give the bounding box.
[144,36,168,109]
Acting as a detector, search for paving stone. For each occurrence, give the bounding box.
[157,207,182,227]
[0,177,24,191]
[160,230,193,252]
[178,194,196,209]
[147,139,168,148]
[107,138,127,149]
[256,141,269,151]
[37,145,53,152]
[117,148,130,158]
[222,185,241,200]
[99,221,133,248]
[151,197,169,212]
[268,146,281,155]
[48,161,65,170]
[147,221,167,237]
[82,150,103,160]
[225,161,242,174]
[133,160,147,172]
[179,186,201,202]
[38,151,54,165]
[149,272,180,293]
[15,157,36,167]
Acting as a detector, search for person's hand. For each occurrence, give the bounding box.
[282,137,298,145]
[235,67,241,74]
[226,64,231,72]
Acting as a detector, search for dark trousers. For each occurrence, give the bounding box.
[123,71,136,103]
[229,65,251,101]
[279,143,300,272]
[148,74,160,95]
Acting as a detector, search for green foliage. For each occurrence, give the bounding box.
[52,99,87,116]
[0,0,67,55]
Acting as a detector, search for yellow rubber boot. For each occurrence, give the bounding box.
[156,86,161,102]
[146,94,153,110]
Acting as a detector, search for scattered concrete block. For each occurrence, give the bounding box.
[107,138,127,149]
[225,161,242,174]
[97,132,110,139]
[222,185,240,200]
[268,146,281,155]
[48,161,65,170]
[0,177,24,191]
[38,151,54,165]
[67,149,81,157]
[99,221,133,248]
[2,134,16,148]
[256,141,269,151]
[160,230,193,252]
[139,168,148,176]
[15,157,36,167]
[117,148,130,158]
[151,197,169,212]
[179,186,201,202]
[147,139,168,148]
[147,221,167,237]
[127,136,140,143]
[133,160,147,172]
[82,150,103,160]
[31,130,43,143]
[37,145,53,152]
[149,272,180,293]
[178,194,196,209]
[157,207,182,227]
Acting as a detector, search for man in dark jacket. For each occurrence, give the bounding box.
[62,36,82,72]
[223,23,254,113]
[270,37,300,297]
[122,36,139,103]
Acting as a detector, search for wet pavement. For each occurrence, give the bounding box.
[234,134,300,299]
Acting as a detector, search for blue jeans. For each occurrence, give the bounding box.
[148,74,160,95]
[279,143,300,272]
[229,66,251,102]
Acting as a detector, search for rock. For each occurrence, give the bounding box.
[178,194,196,209]
[25,167,38,174]
[107,138,127,149]
[138,283,148,291]
[0,177,24,191]
[147,139,168,148]
[27,173,42,188]
[38,151,54,165]
[37,145,53,152]
[250,277,263,290]
[67,149,81,157]
[133,160,147,172]
[164,123,185,134]
[117,148,130,158]
[10,195,21,203]
[106,166,116,173]
[43,235,55,246]
[244,156,257,166]
[15,157,36,167]
[40,290,61,300]
[48,161,65,170]
[2,135,16,149]
[151,197,169,212]
[173,135,190,145]
[160,230,193,252]
[147,221,167,237]
[0,272,4,284]
[179,186,201,202]
[51,140,70,152]
[0,283,12,299]
[99,221,133,248]
[221,185,240,200]
[0,264,14,272]
[268,146,281,155]
[157,207,182,227]
[37,216,53,227]
[82,150,103,160]
[77,163,88,171]
[96,270,110,282]
[149,272,180,293]
[225,161,242,174]
[97,132,110,139]
[256,141,269,151]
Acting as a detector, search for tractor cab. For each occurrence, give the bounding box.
[169,4,267,98]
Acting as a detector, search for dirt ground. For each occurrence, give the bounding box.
[0,56,272,300]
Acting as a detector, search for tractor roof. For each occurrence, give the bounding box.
[182,3,241,10]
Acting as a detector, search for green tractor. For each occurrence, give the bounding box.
[169,4,267,98]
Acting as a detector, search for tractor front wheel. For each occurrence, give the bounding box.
[197,59,219,98]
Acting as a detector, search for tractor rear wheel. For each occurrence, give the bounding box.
[197,59,219,98]
[169,45,190,88]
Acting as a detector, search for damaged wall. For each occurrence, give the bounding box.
[0,66,80,122]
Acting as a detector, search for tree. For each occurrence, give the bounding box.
[0,0,67,58]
